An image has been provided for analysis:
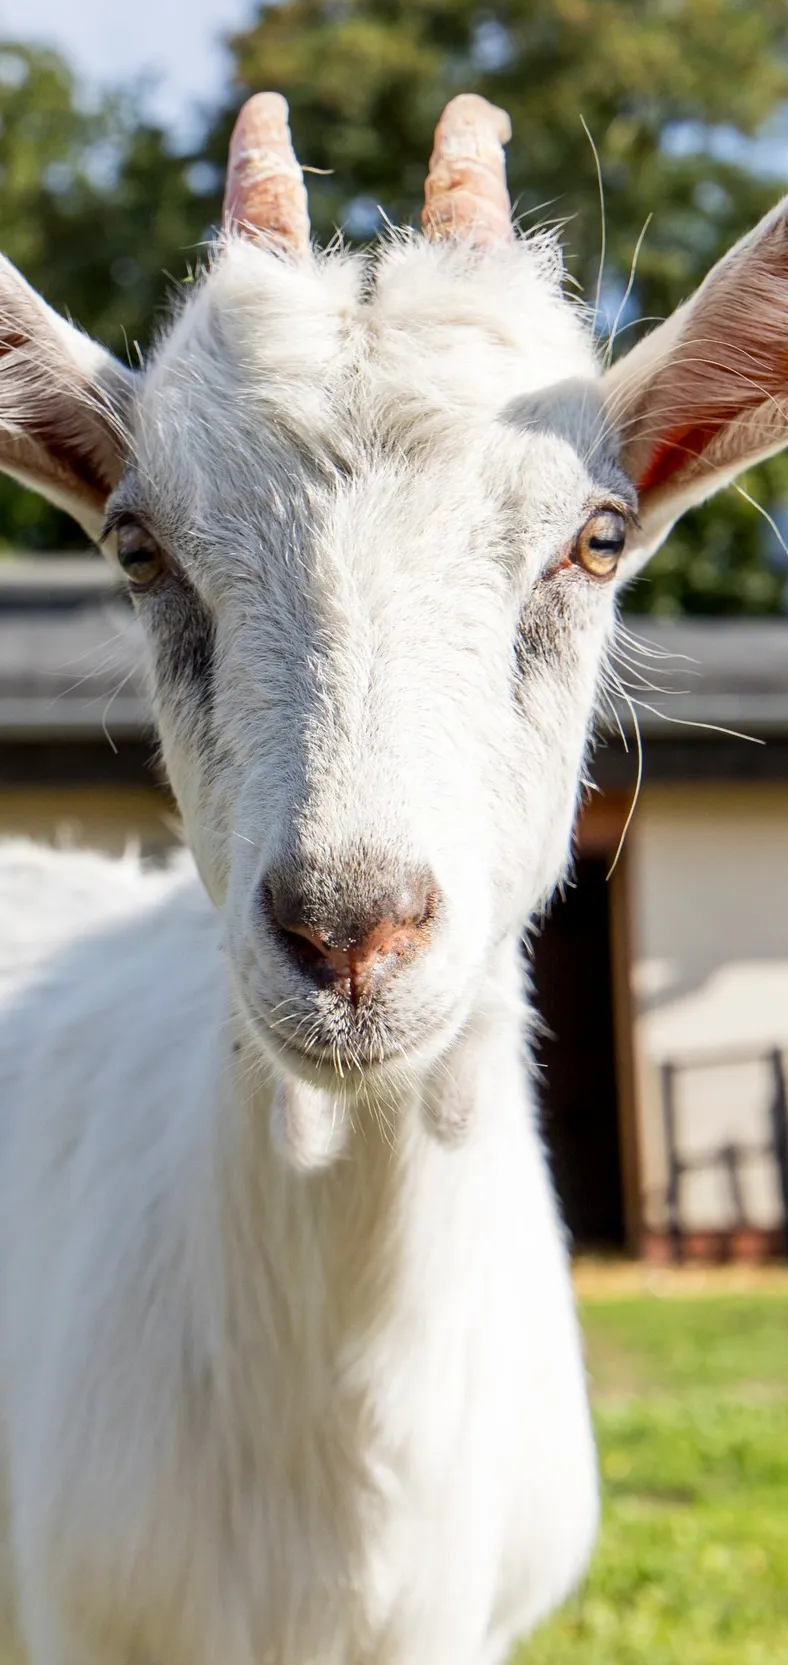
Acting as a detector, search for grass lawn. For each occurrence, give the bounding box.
[516,1291,788,1665]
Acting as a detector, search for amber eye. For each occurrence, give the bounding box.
[571,509,628,580]
[116,522,165,589]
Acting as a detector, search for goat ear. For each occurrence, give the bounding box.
[601,197,788,562]
[0,256,135,544]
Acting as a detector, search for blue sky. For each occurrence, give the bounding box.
[0,0,255,139]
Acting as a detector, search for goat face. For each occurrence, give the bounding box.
[104,236,631,1082]
[5,93,788,1093]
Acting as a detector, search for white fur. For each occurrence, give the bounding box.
[0,842,597,1665]
[1,202,785,1664]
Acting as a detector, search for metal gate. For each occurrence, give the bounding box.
[659,1046,788,1260]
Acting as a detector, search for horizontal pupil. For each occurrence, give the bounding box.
[588,537,623,552]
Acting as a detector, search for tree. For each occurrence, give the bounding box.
[0,41,206,549]
[5,7,788,611]
[206,0,788,614]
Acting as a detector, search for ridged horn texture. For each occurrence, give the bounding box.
[224,91,310,254]
[422,93,514,246]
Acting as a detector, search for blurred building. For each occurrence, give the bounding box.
[0,557,171,855]
[536,618,788,1263]
[3,557,788,1261]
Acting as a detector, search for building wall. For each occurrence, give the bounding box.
[629,782,788,1241]
[0,784,177,858]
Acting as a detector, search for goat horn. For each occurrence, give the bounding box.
[224,92,310,255]
[422,94,513,246]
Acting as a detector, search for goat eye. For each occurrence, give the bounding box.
[571,510,627,580]
[116,523,165,589]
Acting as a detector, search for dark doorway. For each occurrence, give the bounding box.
[528,857,625,1248]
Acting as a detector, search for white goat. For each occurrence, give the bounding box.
[0,89,787,1665]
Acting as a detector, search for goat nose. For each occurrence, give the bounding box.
[263,867,438,1004]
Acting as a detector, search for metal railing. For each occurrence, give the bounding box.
[659,1045,788,1260]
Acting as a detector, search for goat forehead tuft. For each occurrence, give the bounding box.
[370,234,597,391]
[140,233,598,462]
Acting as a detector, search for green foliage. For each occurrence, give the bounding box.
[625,460,788,617]
[4,6,788,611]
[0,41,208,549]
[215,0,788,614]
[519,1294,788,1664]
[222,0,787,298]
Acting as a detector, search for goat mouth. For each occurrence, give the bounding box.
[235,991,411,1082]
[232,962,460,1085]
[276,1035,404,1079]
[248,1026,420,1096]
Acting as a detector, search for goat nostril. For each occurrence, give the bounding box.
[279,919,331,957]
[262,887,334,978]
[280,918,339,970]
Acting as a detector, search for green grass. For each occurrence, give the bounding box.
[515,1294,788,1665]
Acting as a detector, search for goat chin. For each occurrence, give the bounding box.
[0,838,598,1665]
